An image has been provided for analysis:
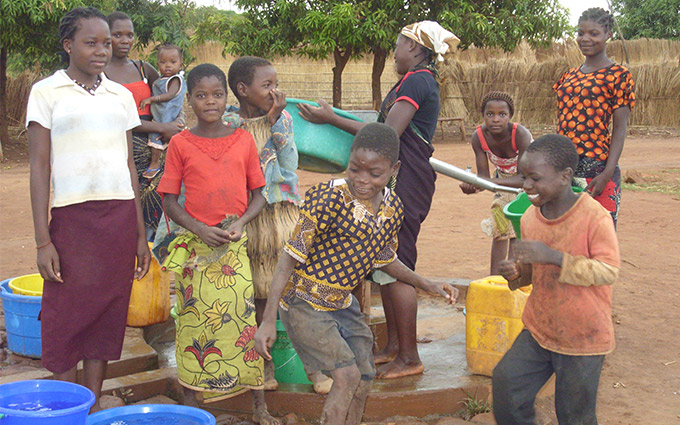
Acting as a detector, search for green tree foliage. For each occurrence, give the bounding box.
[1,0,236,160]
[0,0,86,160]
[107,0,202,64]
[223,0,569,109]
[612,0,680,40]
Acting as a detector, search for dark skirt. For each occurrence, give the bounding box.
[394,132,436,270]
[41,199,137,373]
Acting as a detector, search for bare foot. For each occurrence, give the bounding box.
[263,359,278,391]
[373,347,398,364]
[91,395,124,413]
[375,357,424,379]
[307,371,333,394]
[252,410,281,425]
[252,389,280,425]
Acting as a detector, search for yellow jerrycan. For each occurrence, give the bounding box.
[126,243,171,326]
[465,275,531,377]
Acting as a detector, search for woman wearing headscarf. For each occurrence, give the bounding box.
[297,21,458,379]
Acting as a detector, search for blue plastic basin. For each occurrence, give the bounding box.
[87,404,216,425]
[0,278,42,357]
[0,380,95,425]
[284,98,363,173]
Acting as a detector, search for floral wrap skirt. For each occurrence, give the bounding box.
[163,231,263,401]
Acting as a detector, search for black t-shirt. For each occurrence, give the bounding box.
[393,69,440,142]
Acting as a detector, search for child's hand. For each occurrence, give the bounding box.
[586,171,613,198]
[421,279,459,304]
[196,225,231,247]
[499,259,520,281]
[159,121,183,143]
[514,241,563,266]
[267,89,287,126]
[459,182,482,194]
[37,243,63,283]
[139,97,152,110]
[134,237,151,280]
[225,221,244,242]
[297,99,335,125]
[254,319,277,361]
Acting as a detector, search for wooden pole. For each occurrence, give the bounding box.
[606,0,630,64]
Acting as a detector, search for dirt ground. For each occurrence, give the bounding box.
[1,132,679,424]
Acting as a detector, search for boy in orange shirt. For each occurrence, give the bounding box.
[493,134,620,425]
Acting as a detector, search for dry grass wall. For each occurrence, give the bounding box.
[7,38,680,128]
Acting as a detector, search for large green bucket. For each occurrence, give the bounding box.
[271,320,312,385]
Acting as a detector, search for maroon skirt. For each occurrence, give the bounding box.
[41,199,137,373]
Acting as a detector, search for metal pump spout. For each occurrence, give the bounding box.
[429,158,522,194]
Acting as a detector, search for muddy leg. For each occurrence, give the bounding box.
[251,389,280,425]
[181,386,200,407]
[344,379,373,425]
[256,298,278,391]
[321,365,361,425]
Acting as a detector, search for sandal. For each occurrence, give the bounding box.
[142,167,161,179]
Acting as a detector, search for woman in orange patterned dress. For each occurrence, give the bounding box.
[554,7,635,226]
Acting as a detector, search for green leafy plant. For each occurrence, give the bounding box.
[457,389,492,421]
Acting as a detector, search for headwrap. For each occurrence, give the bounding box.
[400,21,460,62]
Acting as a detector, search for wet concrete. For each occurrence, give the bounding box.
[197,279,493,421]
[1,277,495,421]
[0,327,158,385]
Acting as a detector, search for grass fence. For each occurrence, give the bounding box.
[7,38,680,129]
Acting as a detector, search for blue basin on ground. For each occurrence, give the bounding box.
[87,404,216,425]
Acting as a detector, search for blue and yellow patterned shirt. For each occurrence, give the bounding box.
[281,179,404,311]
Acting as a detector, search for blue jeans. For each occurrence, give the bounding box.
[493,329,605,425]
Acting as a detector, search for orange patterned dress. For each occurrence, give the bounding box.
[554,64,635,224]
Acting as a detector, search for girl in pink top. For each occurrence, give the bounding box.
[460,91,532,274]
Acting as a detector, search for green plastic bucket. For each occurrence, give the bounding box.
[272,320,312,384]
[283,99,363,174]
[503,187,583,239]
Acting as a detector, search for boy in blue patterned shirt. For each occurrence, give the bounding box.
[255,123,457,425]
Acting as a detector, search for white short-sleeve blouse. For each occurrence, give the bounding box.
[26,70,141,208]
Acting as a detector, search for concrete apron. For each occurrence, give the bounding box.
[1,278,554,421]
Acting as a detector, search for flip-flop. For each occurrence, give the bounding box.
[142,167,161,179]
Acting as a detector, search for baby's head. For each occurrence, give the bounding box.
[519,134,578,205]
[347,123,401,201]
[480,91,514,135]
[186,63,228,123]
[157,43,183,78]
[228,56,277,113]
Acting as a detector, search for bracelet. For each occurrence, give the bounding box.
[36,241,52,250]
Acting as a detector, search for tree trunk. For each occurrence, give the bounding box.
[332,46,352,109]
[371,47,387,111]
[0,47,8,162]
